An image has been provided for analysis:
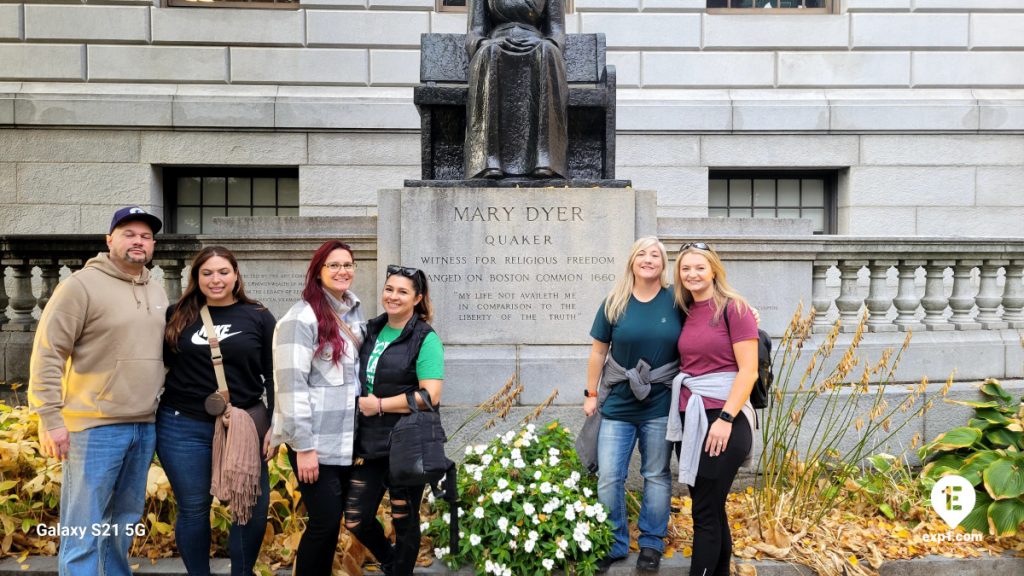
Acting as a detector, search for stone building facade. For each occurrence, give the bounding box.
[1,0,1023,237]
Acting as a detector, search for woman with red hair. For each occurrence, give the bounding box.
[269,240,365,575]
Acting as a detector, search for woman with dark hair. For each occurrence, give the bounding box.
[669,242,758,576]
[157,245,276,576]
[345,265,444,576]
[269,240,365,576]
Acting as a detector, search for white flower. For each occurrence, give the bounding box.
[513,459,527,469]
[549,456,560,467]
[509,539,518,550]
[548,447,560,456]
[420,522,429,532]
[497,517,509,533]
[473,470,483,482]
[571,471,581,482]
[497,478,509,490]
[558,539,569,551]
[442,513,451,523]
[574,500,585,513]
[434,547,448,559]
[474,507,485,519]
[580,539,592,552]
[509,525,520,537]
[481,453,493,466]
[500,457,510,468]
[528,530,539,541]
[457,507,465,517]
[527,423,536,433]
[540,482,552,494]
[583,487,593,498]
[523,502,535,516]
[474,445,486,455]
[511,448,522,460]
[534,458,543,466]
[565,506,576,521]
[516,484,525,494]
[524,539,535,553]
[556,549,565,560]
[534,470,542,480]
[465,445,475,456]
[542,559,555,571]
[469,534,482,546]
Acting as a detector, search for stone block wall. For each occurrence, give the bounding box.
[1,1,1024,234]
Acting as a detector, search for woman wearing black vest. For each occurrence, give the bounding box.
[345,265,445,576]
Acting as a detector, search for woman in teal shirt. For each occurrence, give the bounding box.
[583,236,680,573]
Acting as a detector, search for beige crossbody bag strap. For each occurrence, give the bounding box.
[200,305,229,396]
[332,309,363,349]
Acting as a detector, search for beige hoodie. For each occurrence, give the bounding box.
[29,253,169,432]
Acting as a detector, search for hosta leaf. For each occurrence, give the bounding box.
[947,399,1000,409]
[967,417,995,431]
[984,427,1021,449]
[960,451,1001,486]
[987,497,1024,537]
[980,379,1013,405]
[960,489,992,534]
[867,454,895,473]
[931,427,982,451]
[921,454,969,480]
[983,457,1024,500]
[975,407,1012,425]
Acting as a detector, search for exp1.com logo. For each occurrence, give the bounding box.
[924,475,983,543]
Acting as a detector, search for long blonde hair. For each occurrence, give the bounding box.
[603,236,669,324]
[673,243,749,323]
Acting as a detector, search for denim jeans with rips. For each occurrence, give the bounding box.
[58,422,156,576]
[596,415,673,559]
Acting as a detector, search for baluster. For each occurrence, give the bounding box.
[8,262,37,325]
[835,260,867,332]
[921,260,954,331]
[0,262,9,325]
[948,260,981,330]
[160,259,185,302]
[865,260,897,332]
[975,260,1009,330]
[36,259,61,311]
[811,260,836,333]
[1001,260,1024,329]
[892,260,925,332]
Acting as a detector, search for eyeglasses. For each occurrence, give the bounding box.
[681,242,711,251]
[323,262,357,273]
[386,264,421,279]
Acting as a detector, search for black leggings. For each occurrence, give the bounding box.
[287,448,351,576]
[678,409,752,576]
[345,457,426,576]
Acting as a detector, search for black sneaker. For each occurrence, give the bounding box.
[636,547,662,572]
[595,555,627,573]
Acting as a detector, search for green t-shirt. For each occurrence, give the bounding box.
[589,287,681,423]
[365,325,445,393]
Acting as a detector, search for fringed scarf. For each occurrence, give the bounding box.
[210,405,262,525]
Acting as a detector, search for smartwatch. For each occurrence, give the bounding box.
[584,389,598,398]
[718,410,735,423]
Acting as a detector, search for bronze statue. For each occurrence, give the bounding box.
[464,0,569,179]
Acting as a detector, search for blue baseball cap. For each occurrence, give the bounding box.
[109,206,162,234]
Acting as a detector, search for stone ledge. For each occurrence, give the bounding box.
[1,553,1022,575]
[6,84,1024,132]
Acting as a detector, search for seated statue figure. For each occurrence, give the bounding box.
[464,0,569,179]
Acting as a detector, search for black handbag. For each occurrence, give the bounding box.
[388,389,452,487]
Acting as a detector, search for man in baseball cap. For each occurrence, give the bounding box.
[109,205,163,235]
[30,206,168,575]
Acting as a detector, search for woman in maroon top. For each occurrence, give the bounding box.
[671,242,759,576]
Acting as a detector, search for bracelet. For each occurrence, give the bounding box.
[377,396,383,417]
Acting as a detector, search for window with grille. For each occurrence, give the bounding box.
[707,0,833,11]
[166,169,300,234]
[708,172,836,234]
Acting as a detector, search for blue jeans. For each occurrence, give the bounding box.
[156,406,270,576]
[596,416,672,559]
[59,422,156,576]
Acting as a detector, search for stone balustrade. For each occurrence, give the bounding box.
[0,235,200,330]
[657,236,1024,335]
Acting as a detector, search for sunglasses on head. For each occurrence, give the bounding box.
[386,264,421,279]
[681,242,711,251]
